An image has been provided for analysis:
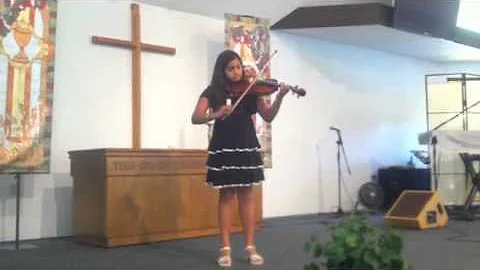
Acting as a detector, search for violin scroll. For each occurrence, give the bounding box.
[287,85,306,98]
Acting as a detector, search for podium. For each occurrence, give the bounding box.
[69,148,262,247]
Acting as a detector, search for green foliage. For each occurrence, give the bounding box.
[304,213,412,270]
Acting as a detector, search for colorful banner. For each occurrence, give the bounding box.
[0,0,57,173]
[224,14,272,168]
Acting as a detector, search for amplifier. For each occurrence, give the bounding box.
[378,167,430,210]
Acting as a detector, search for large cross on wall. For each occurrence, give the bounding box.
[92,3,176,149]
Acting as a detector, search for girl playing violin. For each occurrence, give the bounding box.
[191,49,289,267]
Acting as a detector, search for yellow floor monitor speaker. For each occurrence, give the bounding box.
[384,190,448,229]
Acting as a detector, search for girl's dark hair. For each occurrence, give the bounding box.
[210,50,243,88]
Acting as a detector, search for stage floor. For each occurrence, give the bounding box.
[1,213,479,270]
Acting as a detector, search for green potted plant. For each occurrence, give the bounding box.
[304,213,412,270]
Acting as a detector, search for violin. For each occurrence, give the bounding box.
[227,50,305,113]
[229,79,306,98]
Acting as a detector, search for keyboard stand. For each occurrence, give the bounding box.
[459,153,480,220]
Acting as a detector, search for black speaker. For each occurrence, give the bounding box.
[378,167,430,210]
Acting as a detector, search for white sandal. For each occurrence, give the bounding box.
[245,245,264,265]
[217,246,232,267]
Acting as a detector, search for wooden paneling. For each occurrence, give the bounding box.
[69,148,262,247]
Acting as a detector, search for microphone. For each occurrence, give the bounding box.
[329,126,340,132]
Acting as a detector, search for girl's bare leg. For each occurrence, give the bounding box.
[237,186,255,246]
[237,186,264,265]
[218,187,236,248]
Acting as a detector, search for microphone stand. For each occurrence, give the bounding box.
[332,129,351,215]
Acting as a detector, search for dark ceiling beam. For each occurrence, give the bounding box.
[271,3,393,30]
[454,27,480,49]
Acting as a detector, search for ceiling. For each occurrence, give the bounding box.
[280,25,480,62]
[137,0,480,63]
[137,0,393,23]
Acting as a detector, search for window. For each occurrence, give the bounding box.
[426,73,480,131]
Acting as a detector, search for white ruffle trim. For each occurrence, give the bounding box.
[207,165,264,171]
[206,180,264,189]
[208,147,261,154]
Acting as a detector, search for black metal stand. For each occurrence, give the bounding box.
[336,138,344,215]
[431,136,438,190]
[332,129,351,215]
[15,173,20,250]
[0,173,36,250]
[457,153,480,220]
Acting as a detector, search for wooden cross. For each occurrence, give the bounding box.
[91,3,176,149]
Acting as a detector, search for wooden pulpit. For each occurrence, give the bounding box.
[69,148,262,247]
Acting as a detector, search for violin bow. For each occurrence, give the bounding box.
[230,50,279,113]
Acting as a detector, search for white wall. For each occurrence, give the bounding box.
[1,0,474,241]
[263,32,439,215]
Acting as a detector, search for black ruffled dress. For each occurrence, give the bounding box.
[200,86,264,188]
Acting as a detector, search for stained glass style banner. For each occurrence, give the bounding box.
[0,0,57,173]
[224,13,272,168]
